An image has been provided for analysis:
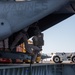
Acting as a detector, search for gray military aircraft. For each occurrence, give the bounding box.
[0,0,75,63]
[0,0,75,40]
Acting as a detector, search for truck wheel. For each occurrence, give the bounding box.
[53,56,60,63]
[72,56,75,63]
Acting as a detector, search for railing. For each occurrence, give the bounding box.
[0,63,75,75]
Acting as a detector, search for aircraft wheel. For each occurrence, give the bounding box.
[53,56,60,63]
[72,56,75,63]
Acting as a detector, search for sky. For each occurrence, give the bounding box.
[42,14,75,53]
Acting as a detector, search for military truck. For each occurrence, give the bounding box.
[50,52,75,63]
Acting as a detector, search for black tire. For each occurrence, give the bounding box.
[53,56,60,63]
[72,56,75,63]
[36,62,39,63]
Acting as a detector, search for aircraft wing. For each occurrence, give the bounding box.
[0,0,75,40]
[27,0,75,37]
